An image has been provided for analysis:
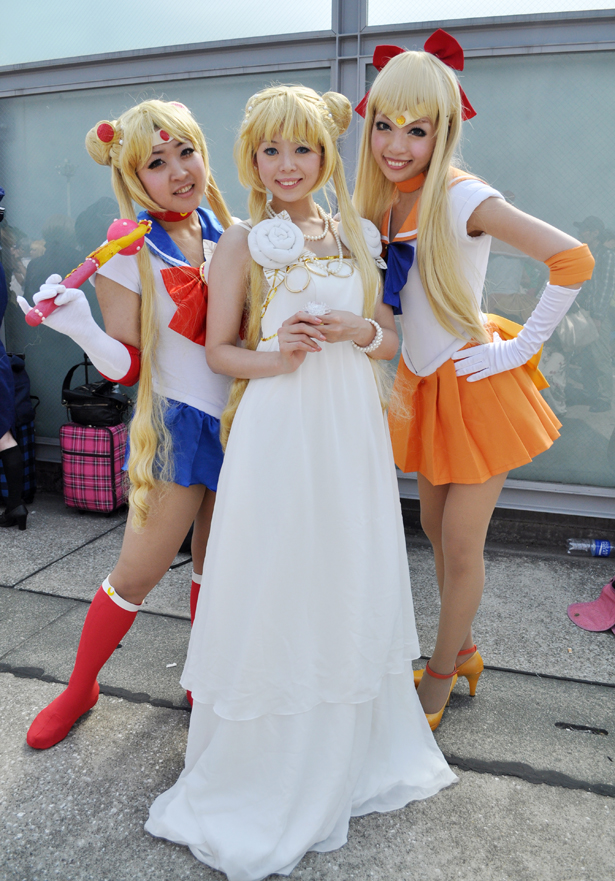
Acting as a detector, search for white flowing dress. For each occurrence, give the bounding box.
[146,218,456,881]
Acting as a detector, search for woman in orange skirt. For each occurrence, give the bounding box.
[353,30,594,729]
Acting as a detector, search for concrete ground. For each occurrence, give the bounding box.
[1,492,614,881]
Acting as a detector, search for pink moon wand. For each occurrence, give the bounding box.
[25,218,152,327]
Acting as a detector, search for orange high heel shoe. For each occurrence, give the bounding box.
[414,644,484,696]
[419,661,458,732]
[456,644,484,696]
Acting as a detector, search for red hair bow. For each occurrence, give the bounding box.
[355,28,476,121]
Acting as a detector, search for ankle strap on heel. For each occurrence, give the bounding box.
[457,644,477,657]
[425,660,457,679]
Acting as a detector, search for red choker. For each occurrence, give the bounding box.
[148,210,195,222]
[395,173,426,194]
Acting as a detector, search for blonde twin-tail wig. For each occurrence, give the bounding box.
[85,99,234,528]
[354,51,488,345]
[220,85,384,448]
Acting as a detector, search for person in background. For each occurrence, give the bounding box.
[23,215,80,298]
[575,215,615,413]
[602,229,615,359]
[0,225,29,301]
[29,240,46,260]
[484,192,541,324]
[485,237,536,323]
[0,188,28,529]
[74,197,120,256]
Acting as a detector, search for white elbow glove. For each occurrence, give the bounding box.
[452,283,580,382]
[18,274,132,381]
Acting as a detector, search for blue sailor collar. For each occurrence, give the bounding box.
[137,207,224,267]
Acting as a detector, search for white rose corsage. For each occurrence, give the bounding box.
[338,218,386,268]
[248,218,305,270]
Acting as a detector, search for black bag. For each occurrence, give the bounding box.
[62,355,133,427]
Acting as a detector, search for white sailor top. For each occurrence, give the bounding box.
[382,172,504,377]
[96,208,232,419]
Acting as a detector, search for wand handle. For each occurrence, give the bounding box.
[25,219,150,327]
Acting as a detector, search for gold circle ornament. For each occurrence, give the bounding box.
[284,264,311,293]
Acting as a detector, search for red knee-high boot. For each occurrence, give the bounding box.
[26,580,141,749]
[186,571,202,707]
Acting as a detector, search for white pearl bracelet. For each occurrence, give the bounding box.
[351,318,383,354]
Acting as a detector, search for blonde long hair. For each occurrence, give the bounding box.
[354,50,488,344]
[85,99,233,528]
[220,85,383,448]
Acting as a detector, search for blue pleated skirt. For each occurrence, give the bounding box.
[124,399,224,492]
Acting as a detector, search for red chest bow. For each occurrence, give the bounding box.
[161,263,208,346]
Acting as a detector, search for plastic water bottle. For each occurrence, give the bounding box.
[567,538,614,557]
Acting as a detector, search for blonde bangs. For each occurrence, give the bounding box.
[243,88,328,153]
[236,86,337,198]
[368,51,459,133]
[370,88,437,139]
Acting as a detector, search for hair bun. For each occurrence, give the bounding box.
[85,120,118,166]
[322,92,352,136]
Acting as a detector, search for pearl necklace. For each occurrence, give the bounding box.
[265,201,344,260]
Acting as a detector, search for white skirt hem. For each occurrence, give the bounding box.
[146,666,456,881]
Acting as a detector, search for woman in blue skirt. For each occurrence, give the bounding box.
[20,99,235,749]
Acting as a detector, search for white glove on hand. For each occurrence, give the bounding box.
[452,283,580,382]
[451,331,525,382]
[18,274,132,381]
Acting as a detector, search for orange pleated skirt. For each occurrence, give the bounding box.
[388,320,561,485]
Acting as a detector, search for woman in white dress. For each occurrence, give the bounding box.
[146,85,456,881]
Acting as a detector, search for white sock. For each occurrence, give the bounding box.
[191,571,202,585]
[102,577,143,612]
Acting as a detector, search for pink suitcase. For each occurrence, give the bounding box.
[60,422,128,513]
